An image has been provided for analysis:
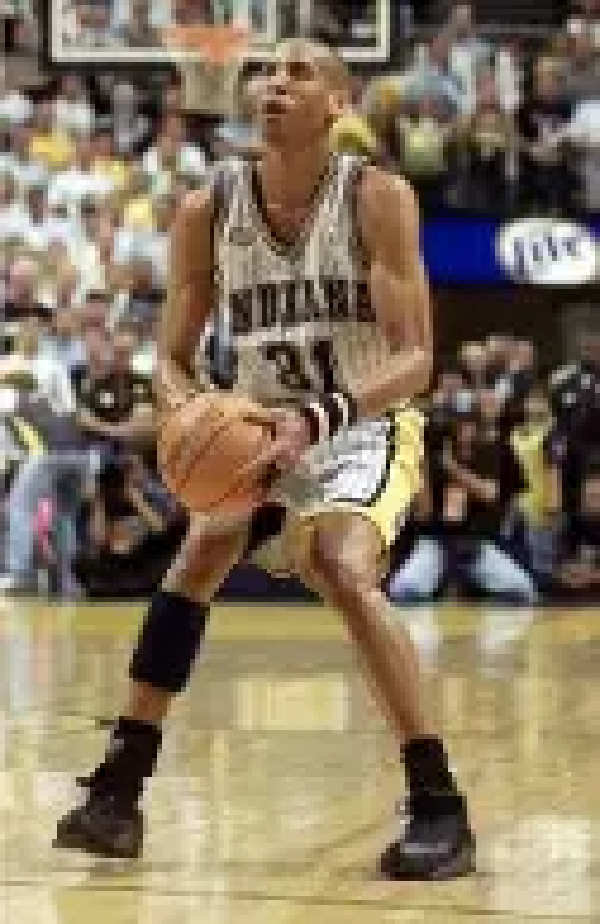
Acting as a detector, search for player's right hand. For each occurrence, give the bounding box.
[240,406,313,485]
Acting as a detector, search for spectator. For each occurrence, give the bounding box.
[565,97,600,211]
[28,99,74,171]
[0,315,76,414]
[142,113,206,194]
[0,88,33,129]
[112,0,160,46]
[563,15,600,102]
[407,35,467,115]
[558,465,600,599]
[122,165,155,230]
[445,2,494,115]
[509,387,558,584]
[565,1,600,54]
[456,70,516,210]
[2,257,51,322]
[396,96,450,210]
[48,135,113,214]
[547,331,600,531]
[390,402,536,603]
[53,75,94,139]
[1,123,47,196]
[111,80,151,158]
[73,327,155,457]
[517,57,575,212]
[91,121,131,193]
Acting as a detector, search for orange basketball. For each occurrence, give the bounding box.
[159,392,275,516]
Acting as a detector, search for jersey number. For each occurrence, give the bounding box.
[261,339,342,393]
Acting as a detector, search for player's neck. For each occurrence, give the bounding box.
[259,138,332,209]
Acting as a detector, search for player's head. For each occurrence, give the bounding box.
[253,38,349,148]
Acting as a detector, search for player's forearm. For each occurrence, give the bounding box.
[155,347,199,415]
[353,346,432,419]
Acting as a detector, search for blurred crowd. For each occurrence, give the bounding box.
[1,0,600,600]
[360,1,600,213]
[389,333,600,605]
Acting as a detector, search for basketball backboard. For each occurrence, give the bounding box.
[47,0,277,67]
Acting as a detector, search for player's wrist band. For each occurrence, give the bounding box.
[301,392,358,444]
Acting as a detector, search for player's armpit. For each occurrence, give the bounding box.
[157,188,213,416]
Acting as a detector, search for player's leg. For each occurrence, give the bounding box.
[53,514,253,858]
[296,510,474,880]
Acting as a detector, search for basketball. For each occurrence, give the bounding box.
[159,392,274,516]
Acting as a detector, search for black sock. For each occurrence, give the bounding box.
[403,736,459,802]
[86,717,162,803]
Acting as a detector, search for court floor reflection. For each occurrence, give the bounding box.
[0,601,598,923]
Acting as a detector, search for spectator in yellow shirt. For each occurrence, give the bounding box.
[28,100,74,171]
[92,124,131,192]
[330,111,378,156]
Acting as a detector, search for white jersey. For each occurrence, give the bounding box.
[187,155,423,543]
[194,154,395,412]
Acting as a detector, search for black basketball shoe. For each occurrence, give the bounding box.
[53,792,144,859]
[53,718,160,859]
[379,790,475,880]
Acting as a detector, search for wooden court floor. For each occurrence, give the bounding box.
[0,599,599,923]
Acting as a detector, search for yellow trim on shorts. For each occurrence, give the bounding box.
[254,408,424,579]
[294,407,423,546]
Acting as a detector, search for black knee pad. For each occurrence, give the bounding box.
[129,590,209,693]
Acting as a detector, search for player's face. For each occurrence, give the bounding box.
[256,48,339,146]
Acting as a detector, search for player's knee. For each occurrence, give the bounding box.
[310,520,376,592]
[129,590,209,694]
[164,528,245,602]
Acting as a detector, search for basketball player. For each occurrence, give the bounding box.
[54,39,474,879]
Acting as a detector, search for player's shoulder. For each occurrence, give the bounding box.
[353,163,419,251]
[357,164,418,216]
